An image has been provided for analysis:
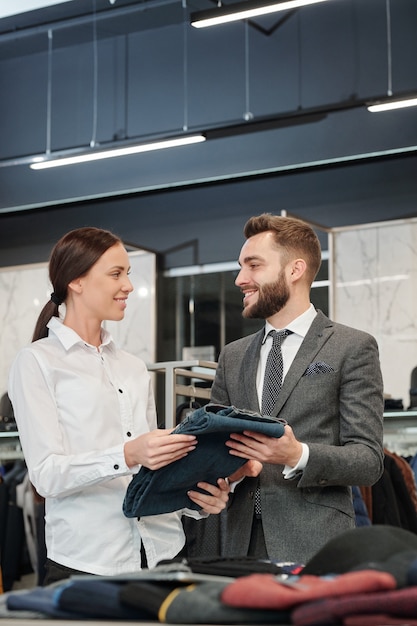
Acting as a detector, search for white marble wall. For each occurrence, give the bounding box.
[331,218,417,409]
[0,251,156,401]
[104,251,156,364]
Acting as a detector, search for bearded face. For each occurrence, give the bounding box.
[242,268,290,319]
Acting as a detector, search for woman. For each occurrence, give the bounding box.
[8,226,230,584]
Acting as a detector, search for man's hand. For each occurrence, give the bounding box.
[226,424,303,468]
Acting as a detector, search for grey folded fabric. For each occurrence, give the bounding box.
[120,580,290,624]
[123,404,286,517]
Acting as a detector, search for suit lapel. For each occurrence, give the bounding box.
[272,311,334,414]
[243,329,264,412]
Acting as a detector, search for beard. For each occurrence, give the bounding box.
[242,271,290,319]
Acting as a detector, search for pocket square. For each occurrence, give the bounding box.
[303,361,334,376]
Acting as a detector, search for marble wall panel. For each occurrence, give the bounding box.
[332,218,417,409]
[0,263,51,399]
[104,251,156,364]
[0,251,156,403]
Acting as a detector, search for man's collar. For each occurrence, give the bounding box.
[263,303,317,342]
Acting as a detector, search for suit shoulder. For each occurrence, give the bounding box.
[220,331,261,354]
[313,311,378,346]
[330,320,376,341]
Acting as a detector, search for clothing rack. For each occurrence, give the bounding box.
[383,410,417,457]
[147,360,217,428]
[0,431,24,463]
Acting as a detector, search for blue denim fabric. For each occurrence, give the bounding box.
[123,404,286,517]
[56,580,150,619]
[6,586,85,619]
[6,581,148,620]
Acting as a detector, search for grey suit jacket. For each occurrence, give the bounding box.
[210,309,384,564]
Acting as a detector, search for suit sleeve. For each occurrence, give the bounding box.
[299,331,384,488]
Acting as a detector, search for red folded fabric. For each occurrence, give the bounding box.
[292,586,417,626]
[344,615,417,626]
[221,570,396,610]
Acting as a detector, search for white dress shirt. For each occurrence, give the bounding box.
[258,304,317,478]
[8,316,200,574]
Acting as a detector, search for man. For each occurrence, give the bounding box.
[210,213,384,564]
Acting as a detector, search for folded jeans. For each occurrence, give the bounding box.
[123,404,286,517]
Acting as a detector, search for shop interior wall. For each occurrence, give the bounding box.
[1,0,417,270]
[332,218,417,410]
[0,0,416,420]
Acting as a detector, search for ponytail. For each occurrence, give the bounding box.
[32,297,61,342]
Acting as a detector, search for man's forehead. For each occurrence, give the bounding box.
[240,233,279,256]
[239,253,266,265]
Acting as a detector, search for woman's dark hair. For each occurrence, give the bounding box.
[32,227,122,342]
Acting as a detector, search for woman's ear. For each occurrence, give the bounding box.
[68,278,83,294]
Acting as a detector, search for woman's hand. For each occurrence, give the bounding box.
[188,477,230,514]
[124,428,197,470]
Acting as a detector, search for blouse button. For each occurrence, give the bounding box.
[127,432,132,437]
[118,389,123,393]
[114,464,119,470]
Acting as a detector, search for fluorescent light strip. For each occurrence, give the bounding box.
[0,0,72,19]
[367,97,417,113]
[30,135,206,169]
[191,0,330,28]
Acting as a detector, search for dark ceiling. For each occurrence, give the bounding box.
[0,0,416,268]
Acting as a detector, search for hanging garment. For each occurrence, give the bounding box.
[372,451,417,532]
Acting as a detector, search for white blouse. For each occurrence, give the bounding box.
[8,316,198,575]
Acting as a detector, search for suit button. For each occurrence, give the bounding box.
[319,479,328,486]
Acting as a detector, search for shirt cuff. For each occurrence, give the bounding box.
[227,476,245,493]
[283,443,309,479]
